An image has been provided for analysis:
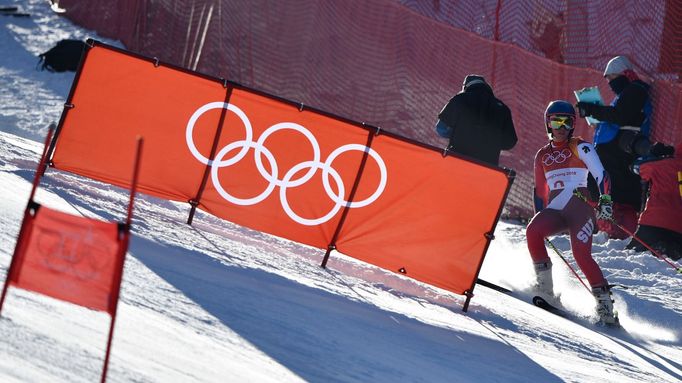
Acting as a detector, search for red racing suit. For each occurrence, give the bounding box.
[526,137,611,288]
[637,145,682,234]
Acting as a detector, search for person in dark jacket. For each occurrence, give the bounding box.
[576,56,653,238]
[436,75,518,166]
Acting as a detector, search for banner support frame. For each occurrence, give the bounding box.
[45,40,94,171]
[461,168,516,312]
[187,83,234,225]
[321,125,378,268]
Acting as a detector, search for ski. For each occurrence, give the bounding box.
[48,1,66,14]
[532,296,570,318]
[476,278,512,294]
[50,4,66,14]
[477,281,624,329]
[477,281,573,319]
[0,8,30,17]
[533,295,622,329]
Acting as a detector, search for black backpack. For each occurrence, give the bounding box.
[38,39,86,72]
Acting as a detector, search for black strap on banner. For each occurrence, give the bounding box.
[187,85,234,225]
[321,127,377,268]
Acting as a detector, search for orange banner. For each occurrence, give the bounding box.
[51,41,513,296]
[337,135,511,294]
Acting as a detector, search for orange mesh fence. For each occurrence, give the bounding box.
[56,0,682,219]
[50,42,513,296]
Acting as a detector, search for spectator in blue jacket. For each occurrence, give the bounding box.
[576,56,653,238]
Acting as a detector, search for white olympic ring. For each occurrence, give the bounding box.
[186,102,388,226]
[280,160,345,226]
[186,102,253,166]
[542,148,572,166]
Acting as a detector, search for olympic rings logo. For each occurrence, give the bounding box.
[542,148,572,166]
[185,102,388,226]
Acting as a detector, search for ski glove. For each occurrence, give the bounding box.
[596,194,613,221]
[576,101,597,118]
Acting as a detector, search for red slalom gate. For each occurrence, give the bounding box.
[1,128,144,383]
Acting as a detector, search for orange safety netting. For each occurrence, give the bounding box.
[50,42,513,297]
[56,0,682,219]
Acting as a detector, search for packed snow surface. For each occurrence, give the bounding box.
[1,1,680,382]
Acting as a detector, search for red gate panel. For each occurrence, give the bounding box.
[8,207,123,313]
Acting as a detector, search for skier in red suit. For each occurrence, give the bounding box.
[526,100,618,325]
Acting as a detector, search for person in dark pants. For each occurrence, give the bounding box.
[436,74,518,166]
[576,56,654,239]
[626,143,682,260]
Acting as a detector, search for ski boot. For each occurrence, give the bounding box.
[592,285,620,326]
[534,262,560,304]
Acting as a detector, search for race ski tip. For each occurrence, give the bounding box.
[532,296,568,318]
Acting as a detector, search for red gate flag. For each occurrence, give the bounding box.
[8,207,125,313]
[50,41,513,300]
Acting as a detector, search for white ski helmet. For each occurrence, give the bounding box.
[603,56,632,77]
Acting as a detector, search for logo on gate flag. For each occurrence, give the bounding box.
[37,225,114,282]
[10,207,123,313]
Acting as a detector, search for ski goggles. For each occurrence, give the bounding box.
[548,116,574,130]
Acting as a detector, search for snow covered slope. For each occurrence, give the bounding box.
[1,1,680,382]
